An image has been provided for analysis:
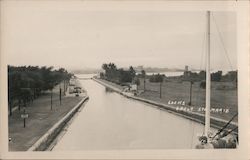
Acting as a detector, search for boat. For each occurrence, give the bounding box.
[195,11,238,149]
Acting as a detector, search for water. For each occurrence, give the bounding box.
[146,71,184,77]
[53,74,215,150]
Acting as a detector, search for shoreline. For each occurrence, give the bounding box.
[92,77,238,133]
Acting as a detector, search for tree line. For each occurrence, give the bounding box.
[100,63,138,85]
[8,65,73,114]
[182,70,237,82]
[99,63,237,89]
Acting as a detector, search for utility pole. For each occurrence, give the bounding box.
[160,82,162,99]
[59,87,62,106]
[144,78,146,91]
[189,81,193,106]
[64,80,66,95]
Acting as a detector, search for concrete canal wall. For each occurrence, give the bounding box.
[28,96,89,151]
[93,78,238,132]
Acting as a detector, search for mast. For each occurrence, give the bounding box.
[205,11,211,136]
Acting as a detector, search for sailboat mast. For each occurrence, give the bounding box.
[205,11,211,136]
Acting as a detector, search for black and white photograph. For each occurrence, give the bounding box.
[0,0,249,160]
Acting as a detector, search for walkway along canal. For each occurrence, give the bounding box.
[53,74,217,150]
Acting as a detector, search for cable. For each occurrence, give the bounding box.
[212,113,238,140]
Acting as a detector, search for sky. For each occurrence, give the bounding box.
[2,1,237,72]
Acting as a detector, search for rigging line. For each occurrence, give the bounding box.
[211,13,234,71]
[211,112,238,140]
[227,126,238,135]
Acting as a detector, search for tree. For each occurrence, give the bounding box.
[198,70,206,80]
[100,72,104,79]
[102,63,118,80]
[211,71,222,82]
[141,70,146,77]
[222,71,237,82]
[101,63,139,84]
[149,74,165,83]
[129,66,136,78]
[102,63,108,76]
[8,65,73,113]
[118,69,132,83]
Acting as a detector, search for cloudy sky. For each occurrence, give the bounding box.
[2,1,236,71]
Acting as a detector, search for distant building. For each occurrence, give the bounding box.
[185,65,189,72]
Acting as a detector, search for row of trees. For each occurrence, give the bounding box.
[8,65,73,115]
[100,63,137,84]
[183,70,237,82]
[149,73,165,83]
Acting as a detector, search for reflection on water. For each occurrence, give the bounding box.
[53,75,215,150]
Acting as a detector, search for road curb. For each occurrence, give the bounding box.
[27,96,89,151]
[93,78,238,132]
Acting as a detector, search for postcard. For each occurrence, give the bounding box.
[0,0,249,159]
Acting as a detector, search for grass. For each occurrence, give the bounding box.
[137,78,238,122]
[8,84,85,151]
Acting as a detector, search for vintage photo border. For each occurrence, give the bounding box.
[0,0,249,159]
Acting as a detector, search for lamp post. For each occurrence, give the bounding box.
[23,107,26,128]
[63,79,66,95]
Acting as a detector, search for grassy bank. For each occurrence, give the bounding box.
[94,77,237,134]
[8,82,87,151]
[137,78,237,122]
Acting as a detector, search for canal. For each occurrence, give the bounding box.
[53,74,214,150]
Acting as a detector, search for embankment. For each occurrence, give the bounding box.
[92,78,238,133]
[27,96,89,151]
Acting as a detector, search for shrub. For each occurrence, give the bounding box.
[149,74,165,83]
